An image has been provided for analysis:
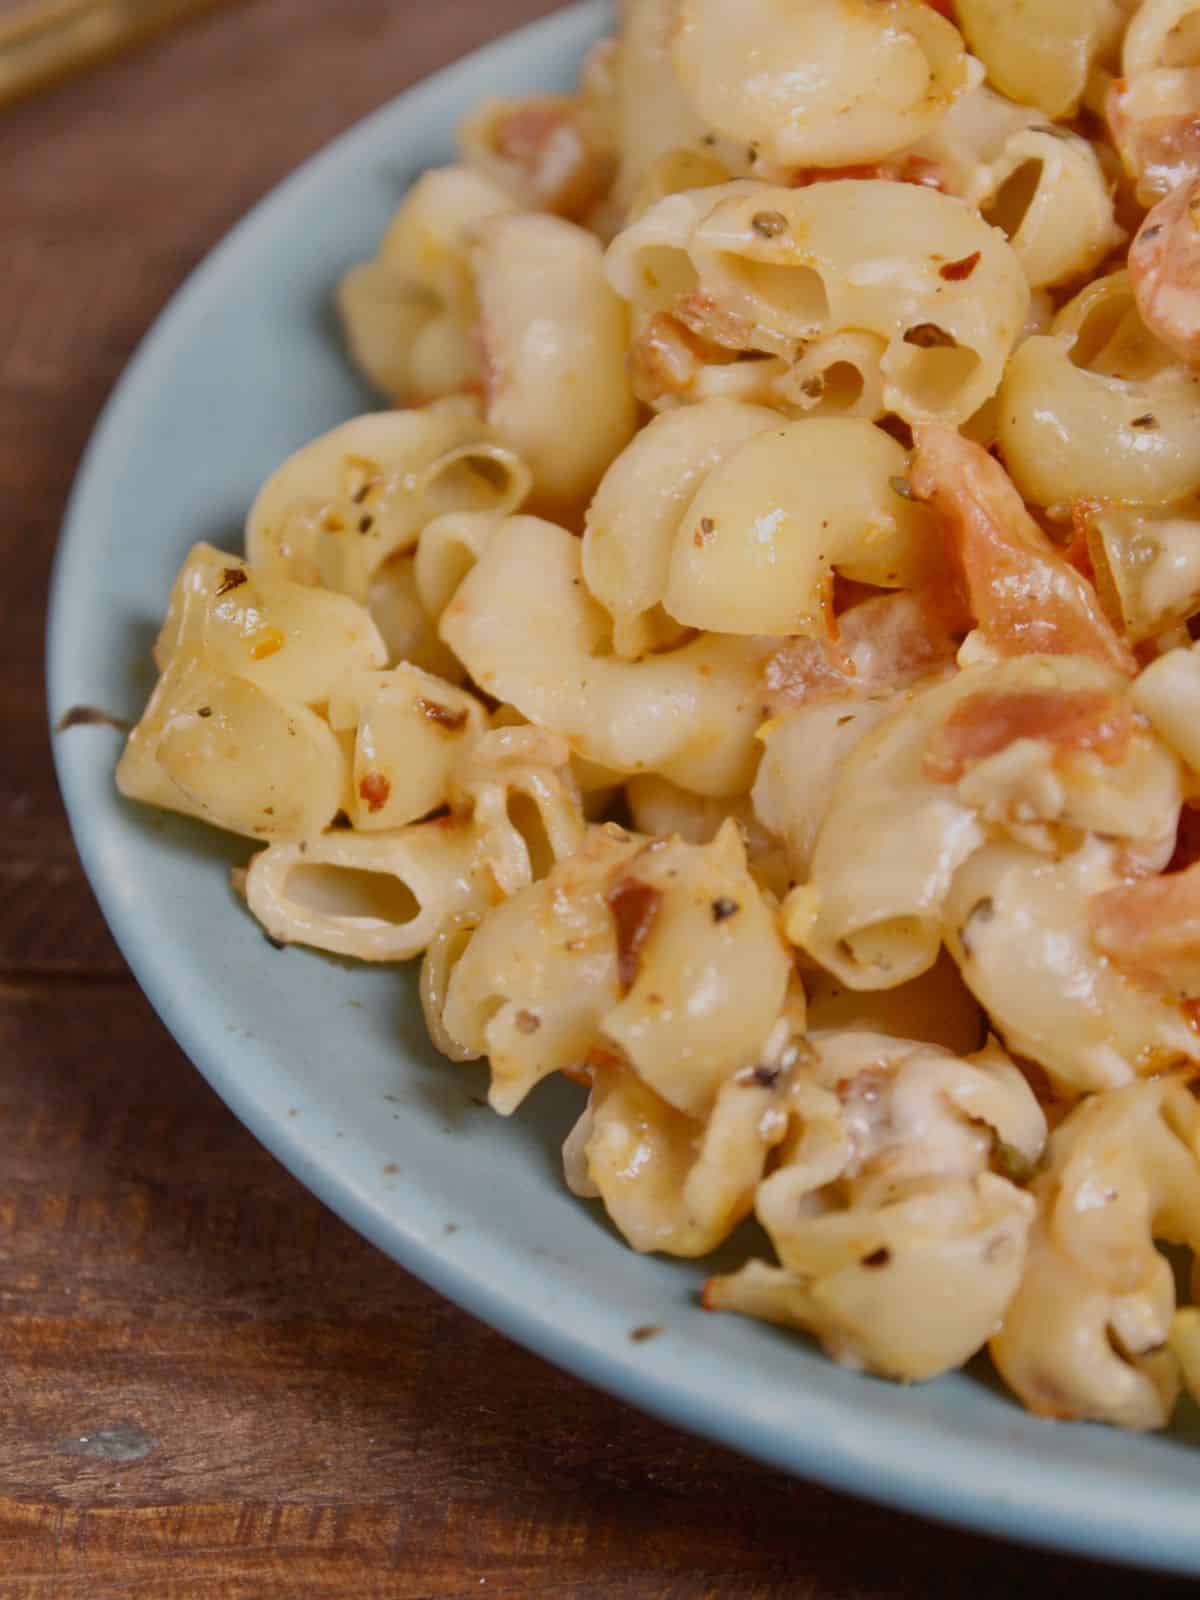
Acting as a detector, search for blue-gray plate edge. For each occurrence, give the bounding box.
[45,0,1200,1572]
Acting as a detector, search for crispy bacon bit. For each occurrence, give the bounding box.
[494,102,574,167]
[939,250,981,282]
[1130,176,1200,366]
[674,289,755,352]
[358,771,392,814]
[490,99,610,219]
[606,877,663,996]
[629,312,708,404]
[217,567,247,596]
[924,688,1135,783]
[1106,75,1200,205]
[764,590,960,712]
[249,626,285,661]
[416,696,469,733]
[910,426,1137,675]
[1090,861,1200,991]
[765,635,856,704]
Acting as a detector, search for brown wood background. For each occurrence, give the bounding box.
[1,1,1194,1593]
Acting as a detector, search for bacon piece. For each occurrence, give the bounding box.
[494,102,574,166]
[628,312,708,404]
[674,289,755,352]
[1090,861,1200,992]
[1129,176,1200,366]
[910,426,1137,675]
[490,100,611,219]
[924,687,1135,783]
[764,590,960,713]
[1107,74,1200,205]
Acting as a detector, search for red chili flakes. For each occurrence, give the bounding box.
[605,877,663,995]
[939,250,981,282]
[358,772,392,814]
[416,697,469,733]
[1185,999,1200,1039]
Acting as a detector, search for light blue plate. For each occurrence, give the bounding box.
[46,1,1200,1571]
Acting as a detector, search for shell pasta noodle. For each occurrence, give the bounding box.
[118,0,1200,1430]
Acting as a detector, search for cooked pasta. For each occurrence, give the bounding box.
[991,1078,1200,1428]
[705,1031,1045,1381]
[954,0,1126,119]
[118,0,1200,1431]
[670,0,977,172]
[607,177,1030,426]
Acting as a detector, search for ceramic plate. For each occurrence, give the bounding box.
[47,1,1200,1571]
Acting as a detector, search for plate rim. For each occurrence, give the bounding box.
[43,0,1200,1573]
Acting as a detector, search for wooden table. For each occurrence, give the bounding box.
[0,2,1192,1593]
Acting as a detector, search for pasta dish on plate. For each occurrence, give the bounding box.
[115,0,1200,1432]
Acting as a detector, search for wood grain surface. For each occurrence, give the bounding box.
[0,2,1192,1594]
